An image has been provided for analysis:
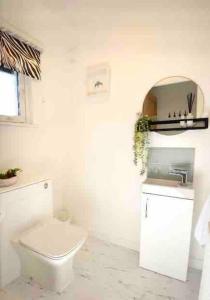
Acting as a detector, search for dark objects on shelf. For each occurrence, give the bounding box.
[137,118,208,132]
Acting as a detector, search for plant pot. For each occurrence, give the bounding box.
[0,176,18,188]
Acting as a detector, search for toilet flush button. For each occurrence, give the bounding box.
[44,183,48,189]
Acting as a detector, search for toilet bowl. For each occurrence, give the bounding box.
[13,218,87,292]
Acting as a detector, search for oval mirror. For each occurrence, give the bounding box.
[142,76,205,135]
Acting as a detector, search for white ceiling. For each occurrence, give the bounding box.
[1,0,210,50]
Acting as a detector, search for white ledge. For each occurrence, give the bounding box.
[0,122,38,128]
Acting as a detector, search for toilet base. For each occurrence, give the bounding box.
[14,242,83,292]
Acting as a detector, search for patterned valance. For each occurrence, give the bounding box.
[0,29,41,80]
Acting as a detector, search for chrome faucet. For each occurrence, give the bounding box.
[168,168,188,185]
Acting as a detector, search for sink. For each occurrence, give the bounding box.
[144,178,182,187]
[142,178,194,200]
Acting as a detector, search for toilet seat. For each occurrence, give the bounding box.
[19,218,87,259]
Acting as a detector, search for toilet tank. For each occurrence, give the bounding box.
[0,178,53,288]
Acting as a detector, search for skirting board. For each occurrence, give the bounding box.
[89,230,139,252]
[89,230,203,271]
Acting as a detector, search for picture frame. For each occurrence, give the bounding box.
[86,64,110,96]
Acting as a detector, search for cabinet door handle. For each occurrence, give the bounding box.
[145,199,148,218]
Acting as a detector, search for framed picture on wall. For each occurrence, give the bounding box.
[86,63,110,96]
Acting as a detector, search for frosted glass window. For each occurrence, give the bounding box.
[0,69,19,116]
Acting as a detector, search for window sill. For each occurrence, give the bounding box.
[0,122,38,128]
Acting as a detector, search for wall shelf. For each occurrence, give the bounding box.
[148,117,209,132]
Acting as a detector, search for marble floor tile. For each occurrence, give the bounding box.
[0,289,22,300]
[5,237,201,300]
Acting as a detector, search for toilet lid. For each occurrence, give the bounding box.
[19,218,87,259]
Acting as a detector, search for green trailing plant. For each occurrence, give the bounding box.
[133,115,150,175]
[0,168,22,179]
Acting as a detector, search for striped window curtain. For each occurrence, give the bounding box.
[0,29,41,80]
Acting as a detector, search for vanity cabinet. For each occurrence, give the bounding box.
[139,182,194,281]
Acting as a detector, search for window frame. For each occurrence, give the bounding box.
[0,68,27,124]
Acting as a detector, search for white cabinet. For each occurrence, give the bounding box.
[140,190,194,281]
[0,179,53,288]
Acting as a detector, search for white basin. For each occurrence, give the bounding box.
[144,178,182,187]
[142,178,194,200]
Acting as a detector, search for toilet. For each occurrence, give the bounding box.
[14,218,87,292]
[0,178,87,292]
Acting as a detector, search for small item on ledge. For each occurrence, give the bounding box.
[180,114,187,128]
[187,113,194,127]
[187,93,195,127]
[173,112,176,119]
[184,110,187,117]
[0,168,22,187]
[202,112,209,118]
[168,112,171,118]
[187,92,195,115]
[179,111,182,118]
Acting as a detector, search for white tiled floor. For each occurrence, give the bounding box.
[5,237,201,300]
[0,289,22,300]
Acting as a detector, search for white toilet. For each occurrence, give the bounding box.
[0,178,87,292]
[14,218,87,292]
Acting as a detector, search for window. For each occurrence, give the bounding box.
[0,67,26,123]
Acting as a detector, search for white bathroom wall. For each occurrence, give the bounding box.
[0,11,78,212]
[1,0,210,269]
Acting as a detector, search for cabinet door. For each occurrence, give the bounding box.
[139,193,193,281]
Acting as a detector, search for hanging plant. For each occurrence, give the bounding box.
[133,115,151,175]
